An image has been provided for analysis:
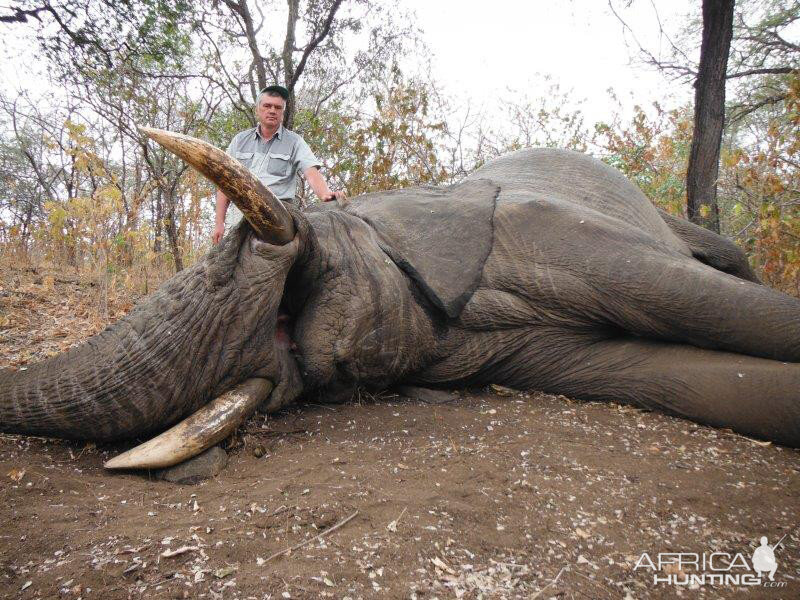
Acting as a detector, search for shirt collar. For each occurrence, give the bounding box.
[255,124,283,141]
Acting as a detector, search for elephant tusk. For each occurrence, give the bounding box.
[104,378,273,470]
[138,126,295,245]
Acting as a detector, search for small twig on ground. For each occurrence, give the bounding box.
[531,566,566,599]
[387,507,407,532]
[449,435,459,454]
[141,575,177,590]
[263,510,359,563]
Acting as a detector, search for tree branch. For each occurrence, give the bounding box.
[727,66,798,79]
[282,0,300,86]
[290,0,344,89]
[729,92,789,123]
[0,5,46,23]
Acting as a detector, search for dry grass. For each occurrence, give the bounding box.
[0,252,176,369]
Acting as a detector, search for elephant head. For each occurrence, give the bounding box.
[3,130,800,469]
[0,128,466,467]
[0,129,310,465]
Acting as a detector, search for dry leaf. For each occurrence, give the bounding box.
[214,565,238,578]
[7,468,25,482]
[664,563,687,577]
[431,557,456,575]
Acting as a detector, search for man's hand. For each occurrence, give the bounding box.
[325,190,349,208]
[305,167,348,207]
[212,223,225,244]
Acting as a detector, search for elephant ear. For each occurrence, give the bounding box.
[349,179,499,318]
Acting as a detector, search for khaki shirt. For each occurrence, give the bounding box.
[224,125,319,229]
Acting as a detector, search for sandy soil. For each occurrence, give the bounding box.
[1,265,799,599]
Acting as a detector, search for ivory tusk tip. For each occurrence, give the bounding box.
[103,378,272,471]
[138,126,176,144]
[104,453,142,470]
[103,441,183,470]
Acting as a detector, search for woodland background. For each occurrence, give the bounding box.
[0,0,797,314]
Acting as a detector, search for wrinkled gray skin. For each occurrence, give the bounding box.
[2,149,799,447]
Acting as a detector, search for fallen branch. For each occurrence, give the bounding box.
[263,510,359,563]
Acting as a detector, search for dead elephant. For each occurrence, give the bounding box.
[2,128,799,472]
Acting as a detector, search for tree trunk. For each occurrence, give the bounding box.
[153,187,163,254]
[282,0,300,129]
[281,0,343,129]
[164,184,184,273]
[237,0,267,90]
[686,0,735,233]
[21,203,33,245]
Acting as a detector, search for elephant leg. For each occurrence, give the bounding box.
[504,331,800,447]
[657,208,759,282]
[416,325,799,445]
[580,250,800,362]
[486,202,796,362]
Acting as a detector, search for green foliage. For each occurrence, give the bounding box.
[293,69,448,198]
[723,74,800,294]
[345,75,447,195]
[22,0,197,79]
[595,103,693,216]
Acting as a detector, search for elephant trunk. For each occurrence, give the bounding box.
[1,128,299,444]
[0,262,240,441]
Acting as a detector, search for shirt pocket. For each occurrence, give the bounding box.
[267,152,291,177]
[233,151,255,168]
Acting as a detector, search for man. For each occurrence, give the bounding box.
[212,85,347,243]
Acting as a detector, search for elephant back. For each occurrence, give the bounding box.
[467,148,684,250]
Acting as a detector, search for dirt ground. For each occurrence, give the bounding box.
[1,265,799,599]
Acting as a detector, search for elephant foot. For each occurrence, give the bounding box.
[155,446,228,484]
[395,385,458,405]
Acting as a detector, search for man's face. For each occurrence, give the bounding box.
[257,94,286,131]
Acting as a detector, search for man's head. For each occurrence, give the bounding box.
[256,85,289,133]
